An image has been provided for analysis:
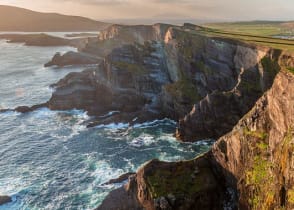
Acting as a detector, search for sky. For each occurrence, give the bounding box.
[1,0,294,22]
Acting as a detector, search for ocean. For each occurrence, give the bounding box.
[0,35,212,210]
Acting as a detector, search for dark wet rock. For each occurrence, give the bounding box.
[97,175,143,210]
[44,51,101,67]
[0,195,12,206]
[14,103,48,113]
[15,106,32,113]
[103,172,136,185]
[97,156,227,210]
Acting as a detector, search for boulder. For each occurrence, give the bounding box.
[0,195,12,206]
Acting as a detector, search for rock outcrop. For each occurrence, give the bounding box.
[3,24,294,143]
[47,42,170,122]
[81,24,172,57]
[0,195,12,206]
[176,48,282,141]
[98,70,294,210]
[212,70,294,209]
[44,51,101,67]
[44,24,286,137]
[0,33,89,48]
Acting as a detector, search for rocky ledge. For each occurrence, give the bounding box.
[0,195,12,206]
[98,69,294,209]
[44,51,101,67]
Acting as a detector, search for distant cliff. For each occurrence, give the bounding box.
[0,5,109,31]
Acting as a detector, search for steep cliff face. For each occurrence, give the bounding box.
[212,70,294,209]
[81,24,172,57]
[47,24,283,134]
[160,27,272,122]
[98,154,227,210]
[98,70,294,210]
[48,41,170,124]
[176,47,281,141]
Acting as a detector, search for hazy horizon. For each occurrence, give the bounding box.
[1,0,294,24]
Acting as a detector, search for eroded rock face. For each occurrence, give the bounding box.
[43,24,293,139]
[44,51,101,67]
[212,70,294,209]
[82,24,172,57]
[98,70,294,210]
[98,156,227,210]
[48,42,169,121]
[176,48,281,142]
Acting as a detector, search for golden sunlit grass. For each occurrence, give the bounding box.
[190,26,294,53]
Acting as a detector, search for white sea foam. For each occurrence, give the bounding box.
[95,122,130,130]
[128,134,155,148]
[133,118,176,129]
[99,111,120,118]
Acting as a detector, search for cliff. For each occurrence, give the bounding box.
[98,70,294,210]
[7,22,294,209]
[45,24,286,141]
[212,70,294,209]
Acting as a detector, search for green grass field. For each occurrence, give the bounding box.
[204,21,294,37]
[192,21,294,52]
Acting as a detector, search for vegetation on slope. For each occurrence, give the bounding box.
[204,21,294,37]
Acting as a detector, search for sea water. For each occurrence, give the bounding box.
[0,36,213,210]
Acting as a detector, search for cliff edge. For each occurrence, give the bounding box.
[98,70,294,209]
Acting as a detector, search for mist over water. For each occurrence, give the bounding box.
[0,35,212,210]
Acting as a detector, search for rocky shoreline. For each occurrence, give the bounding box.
[15,23,289,141]
[1,23,294,209]
[0,195,12,206]
[98,69,294,210]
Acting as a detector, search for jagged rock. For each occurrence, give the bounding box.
[176,48,282,142]
[14,103,48,113]
[21,23,294,141]
[97,175,143,210]
[0,195,12,206]
[212,70,294,209]
[103,172,136,185]
[97,157,226,210]
[97,70,294,210]
[48,42,170,119]
[44,51,101,67]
